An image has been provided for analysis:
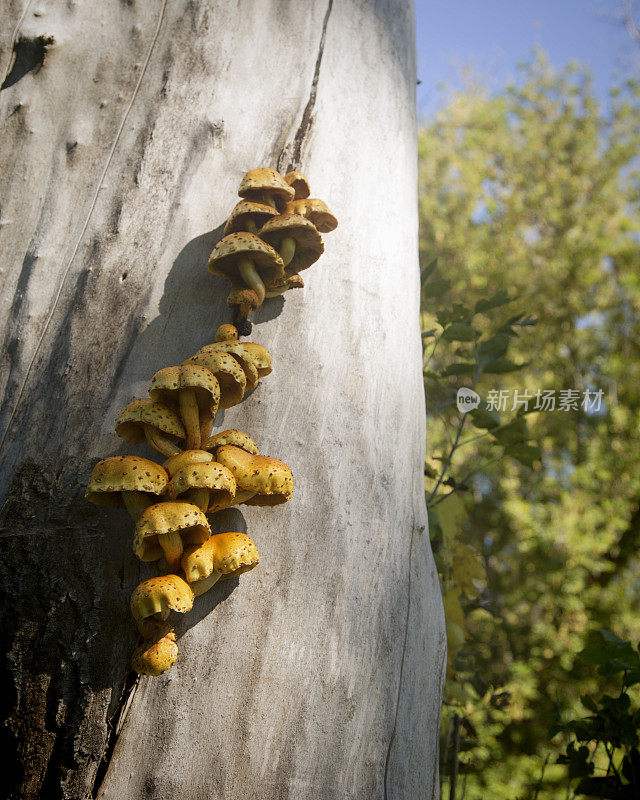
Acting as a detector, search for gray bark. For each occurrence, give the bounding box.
[0,1,446,798]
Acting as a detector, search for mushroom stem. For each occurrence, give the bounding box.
[158,532,184,571]
[199,411,214,442]
[238,257,266,305]
[186,487,210,512]
[133,601,170,635]
[244,219,258,234]
[265,285,289,298]
[279,236,297,267]
[178,388,201,450]
[144,424,182,457]
[191,572,222,597]
[121,491,153,521]
[260,192,276,209]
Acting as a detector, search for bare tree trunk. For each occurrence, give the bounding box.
[0,1,446,798]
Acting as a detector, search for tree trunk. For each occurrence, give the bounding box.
[0,1,446,798]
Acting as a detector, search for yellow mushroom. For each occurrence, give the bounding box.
[130,574,194,637]
[182,349,246,411]
[284,170,310,200]
[149,364,220,450]
[258,213,323,275]
[131,622,178,677]
[283,198,338,233]
[133,501,210,570]
[181,532,259,596]
[211,445,294,509]
[237,167,294,210]
[208,232,284,307]
[223,200,277,235]
[85,455,168,520]
[202,429,260,455]
[165,461,236,512]
[115,398,185,458]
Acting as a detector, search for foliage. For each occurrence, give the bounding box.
[419,53,640,799]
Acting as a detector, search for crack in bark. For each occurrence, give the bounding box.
[91,671,139,799]
[277,0,333,173]
[383,521,416,800]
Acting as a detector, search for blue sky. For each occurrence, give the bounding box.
[415,0,640,117]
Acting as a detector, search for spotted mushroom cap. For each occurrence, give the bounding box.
[198,339,272,383]
[182,532,259,587]
[284,170,310,199]
[223,200,278,236]
[86,455,168,508]
[226,285,260,320]
[208,232,284,285]
[214,445,294,506]
[149,365,220,415]
[131,623,178,676]
[267,274,304,293]
[182,350,246,409]
[133,501,211,562]
[163,449,214,478]
[259,213,324,275]
[238,168,295,204]
[165,462,236,511]
[130,574,194,636]
[115,398,186,446]
[283,198,338,233]
[202,429,260,455]
[215,324,239,342]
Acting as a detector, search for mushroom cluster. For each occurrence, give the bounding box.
[86,323,294,676]
[208,168,337,333]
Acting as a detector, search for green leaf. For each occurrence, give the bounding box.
[477,334,510,365]
[482,357,530,374]
[492,418,528,447]
[420,258,438,283]
[474,290,515,313]
[469,407,501,429]
[442,323,480,342]
[505,443,541,467]
[424,278,451,298]
[421,329,438,339]
[441,362,476,377]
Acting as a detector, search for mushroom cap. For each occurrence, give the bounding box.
[131,624,178,676]
[214,445,294,506]
[202,429,260,455]
[86,455,168,508]
[130,574,194,633]
[238,168,295,203]
[149,365,220,414]
[182,532,259,583]
[258,214,324,275]
[208,232,284,285]
[283,198,338,233]
[165,462,236,511]
[182,350,246,409]
[133,502,211,562]
[226,286,260,319]
[198,340,272,384]
[116,399,186,445]
[267,274,304,292]
[223,201,278,236]
[163,449,214,478]
[284,170,310,199]
[215,324,239,342]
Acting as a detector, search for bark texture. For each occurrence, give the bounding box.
[0,1,446,798]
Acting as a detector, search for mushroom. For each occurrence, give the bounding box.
[202,428,260,455]
[182,349,246,410]
[284,170,310,200]
[165,461,236,512]
[133,501,211,570]
[208,232,284,307]
[237,168,294,210]
[116,398,185,458]
[215,323,239,342]
[149,364,220,451]
[283,198,338,233]
[163,449,216,477]
[211,445,294,509]
[130,574,194,637]
[85,455,169,520]
[258,213,323,277]
[197,326,272,392]
[265,274,304,297]
[181,532,259,596]
[224,200,277,235]
[226,285,261,333]
[131,622,178,676]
